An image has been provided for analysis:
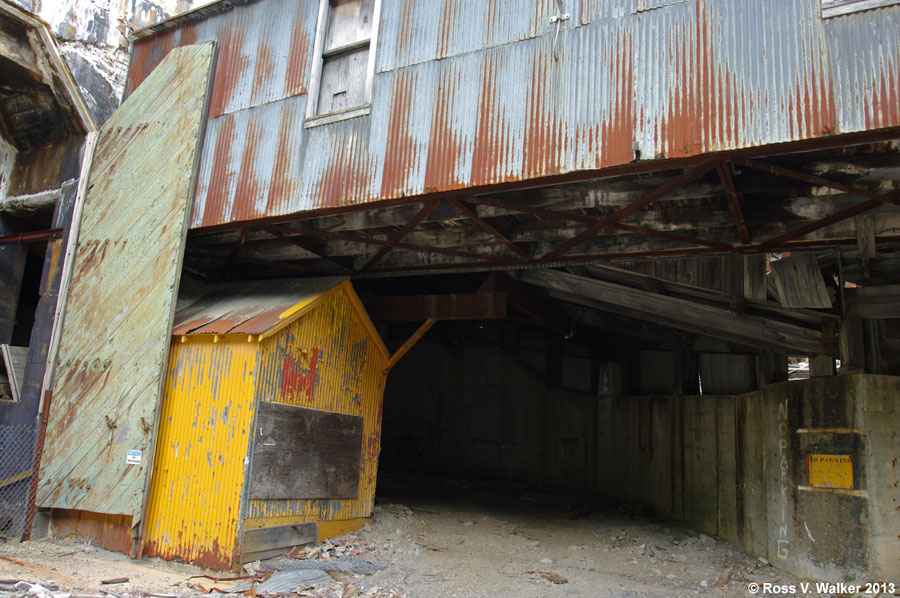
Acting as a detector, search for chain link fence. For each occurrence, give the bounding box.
[0,423,38,539]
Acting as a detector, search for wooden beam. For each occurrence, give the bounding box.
[383,319,437,373]
[269,224,517,265]
[540,160,718,259]
[480,272,571,335]
[262,227,352,270]
[367,292,508,321]
[717,161,752,245]
[845,285,900,319]
[361,199,442,271]
[516,269,835,356]
[447,197,530,259]
[735,158,900,208]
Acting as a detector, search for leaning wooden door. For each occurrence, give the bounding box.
[35,43,215,553]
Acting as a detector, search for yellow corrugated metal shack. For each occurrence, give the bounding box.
[142,277,389,570]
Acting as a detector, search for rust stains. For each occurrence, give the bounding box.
[424,65,463,192]
[144,535,234,571]
[265,103,300,216]
[380,70,419,198]
[284,3,309,97]
[523,45,566,178]
[178,23,198,47]
[252,42,275,104]
[125,30,174,98]
[232,113,264,221]
[600,29,635,167]
[436,0,458,59]
[664,3,706,158]
[209,25,249,118]
[866,47,899,131]
[315,131,374,209]
[471,50,509,186]
[201,115,237,226]
[396,0,416,63]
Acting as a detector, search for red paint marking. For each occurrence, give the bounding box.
[280,348,320,403]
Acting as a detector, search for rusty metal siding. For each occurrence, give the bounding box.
[247,286,387,525]
[126,0,900,229]
[36,44,215,525]
[143,337,258,570]
[126,0,316,117]
[825,7,900,133]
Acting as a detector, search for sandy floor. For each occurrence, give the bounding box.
[0,472,802,598]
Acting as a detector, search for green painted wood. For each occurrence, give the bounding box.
[36,43,215,529]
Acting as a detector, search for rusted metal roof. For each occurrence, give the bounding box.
[171,276,345,335]
[36,43,215,529]
[123,0,900,231]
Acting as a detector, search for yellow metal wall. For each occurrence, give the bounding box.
[143,336,258,569]
[246,287,387,529]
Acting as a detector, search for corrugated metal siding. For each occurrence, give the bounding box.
[125,0,900,230]
[143,337,258,570]
[36,44,215,525]
[248,287,387,524]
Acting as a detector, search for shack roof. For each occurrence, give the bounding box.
[172,276,349,336]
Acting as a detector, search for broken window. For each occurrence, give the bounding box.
[820,0,900,18]
[306,0,381,125]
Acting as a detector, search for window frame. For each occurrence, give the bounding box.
[305,0,382,127]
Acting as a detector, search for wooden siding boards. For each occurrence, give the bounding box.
[36,43,215,531]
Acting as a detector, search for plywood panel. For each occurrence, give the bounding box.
[36,43,215,527]
[249,402,363,500]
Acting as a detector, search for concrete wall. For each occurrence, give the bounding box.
[383,341,900,582]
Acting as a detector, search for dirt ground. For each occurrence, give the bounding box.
[1,471,808,598]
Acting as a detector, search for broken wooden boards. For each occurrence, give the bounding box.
[36,43,215,541]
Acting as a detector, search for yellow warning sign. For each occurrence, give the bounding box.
[808,454,853,489]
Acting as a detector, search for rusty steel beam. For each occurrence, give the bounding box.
[360,199,442,271]
[547,165,717,257]
[757,190,900,250]
[447,197,530,259]
[540,160,719,260]
[716,161,752,245]
[367,292,508,321]
[734,158,900,208]
[0,228,63,245]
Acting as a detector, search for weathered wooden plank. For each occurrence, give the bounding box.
[516,269,835,356]
[699,354,757,394]
[241,522,317,558]
[855,216,876,258]
[845,285,900,319]
[249,403,363,500]
[770,254,833,309]
[578,264,832,329]
[1,344,27,402]
[36,43,215,528]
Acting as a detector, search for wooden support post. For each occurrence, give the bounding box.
[383,318,437,374]
[808,354,836,377]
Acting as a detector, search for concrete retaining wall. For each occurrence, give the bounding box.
[383,341,900,582]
